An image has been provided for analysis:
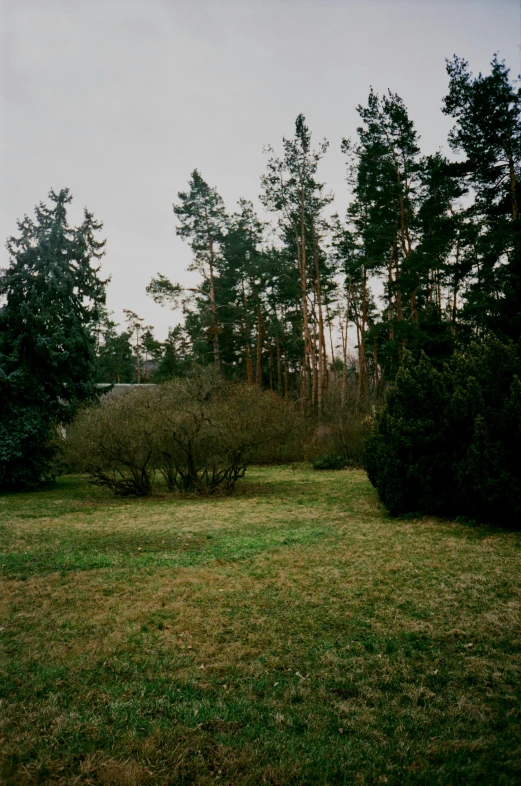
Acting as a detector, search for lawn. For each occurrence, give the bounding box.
[1,466,520,785]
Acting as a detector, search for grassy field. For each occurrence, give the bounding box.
[1,466,520,785]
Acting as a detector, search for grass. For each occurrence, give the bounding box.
[1,466,520,785]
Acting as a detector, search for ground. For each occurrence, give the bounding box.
[1,466,520,785]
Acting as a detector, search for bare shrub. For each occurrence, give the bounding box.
[65,369,299,496]
[65,388,157,496]
[151,372,299,493]
[309,381,372,467]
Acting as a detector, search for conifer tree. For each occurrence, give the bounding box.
[148,170,228,372]
[95,310,135,384]
[0,189,106,488]
[261,114,333,409]
[218,200,267,382]
[443,55,521,339]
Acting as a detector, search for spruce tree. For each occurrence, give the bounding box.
[95,310,135,384]
[0,189,106,489]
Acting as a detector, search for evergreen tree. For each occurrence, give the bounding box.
[341,89,423,381]
[148,170,228,372]
[330,212,378,405]
[152,325,192,381]
[123,309,145,383]
[0,189,106,489]
[141,326,161,382]
[95,310,135,384]
[443,55,521,339]
[261,114,333,409]
[365,339,521,525]
[219,200,269,384]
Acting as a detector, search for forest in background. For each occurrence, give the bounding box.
[95,54,520,416]
[1,52,520,520]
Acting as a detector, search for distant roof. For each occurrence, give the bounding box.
[96,383,157,399]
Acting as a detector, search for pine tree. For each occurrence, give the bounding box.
[173,170,228,371]
[219,200,267,383]
[261,114,333,409]
[443,55,521,339]
[123,309,145,383]
[95,310,135,384]
[152,325,192,381]
[148,170,228,372]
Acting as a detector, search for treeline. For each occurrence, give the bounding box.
[1,52,519,517]
[98,54,520,413]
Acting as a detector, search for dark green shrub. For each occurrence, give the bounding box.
[448,340,521,524]
[365,339,521,525]
[311,454,346,470]
[365,353,453,516]
[0,395,59,491]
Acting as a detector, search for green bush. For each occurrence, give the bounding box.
[311,454,346,470]
[65,371,299,496]
[365,338,521,525]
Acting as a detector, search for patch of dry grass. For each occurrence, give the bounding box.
[1,467,520,784]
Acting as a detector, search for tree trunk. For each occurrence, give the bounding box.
[241,279,253,384]
[136,325,141,384]
[276,336,282,395]
[297,186,313,410]
[256,304,263,386]
[312,226,328,407]
[204,207,221,373]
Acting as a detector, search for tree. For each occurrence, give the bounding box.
[152,325,192,381]
[141,326,161,381]
[218,199,270,384]
[443,55,521,339]
[0,188,106,489]
[341,89,424,383]
[261,114,333,410]
[95,309,135,384]
[123,309,145,383]
[148,171,228,372]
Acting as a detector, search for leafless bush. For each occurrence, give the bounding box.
[65,388,157,495]
[151,372,299,492]
[65,370,299,495]
[309,381,372,466]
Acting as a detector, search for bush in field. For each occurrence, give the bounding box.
[311,454,346,470]
[65,387,157,496]
[150,373,298,493]
[365,338,521,525]
[66,370,299,496]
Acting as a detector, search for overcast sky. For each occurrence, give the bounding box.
[1,0,520,338]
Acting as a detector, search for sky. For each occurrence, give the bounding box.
[1,0,520,338]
